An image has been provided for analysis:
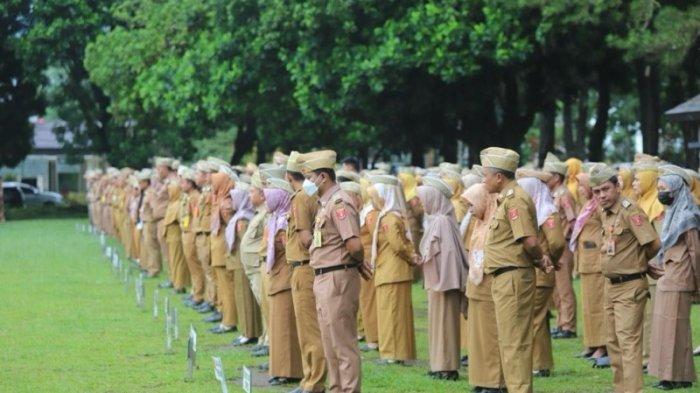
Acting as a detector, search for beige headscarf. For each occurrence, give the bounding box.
[416,184,468,292]
[462,184,497,285]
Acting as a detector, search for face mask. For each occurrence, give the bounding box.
[658,191,674,206]
[303,178,319,196]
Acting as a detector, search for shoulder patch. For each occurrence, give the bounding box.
[508,208,519,220]
[630,214,643,226]
[544,217,556,229]
[335,207,348,220]
[622,199,631,208]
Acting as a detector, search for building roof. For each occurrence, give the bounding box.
[31,118,73,154]
[665,94,700,122]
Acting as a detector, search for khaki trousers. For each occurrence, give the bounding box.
[182,231,205,302]
[143,221,161,276]
[165,223,190,290]
[532,287,554,371]
[214,266,237,327]
[195,233,216,305]
[554,249,576,332]
[468,298,505,389]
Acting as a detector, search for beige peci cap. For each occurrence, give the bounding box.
[286,151,302,173]
[265,177,293,194]
[589,164,618,187]
[542,152,567,176]
[480,147,519,173]
[296,150,337,174]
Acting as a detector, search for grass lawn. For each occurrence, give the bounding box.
[1,218,698,392]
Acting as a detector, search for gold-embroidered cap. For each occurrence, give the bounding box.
[589,164,618,187]
[659,164,692,186]
[422,176,454,199]
[480,147,519,173]
[296,150,337,173]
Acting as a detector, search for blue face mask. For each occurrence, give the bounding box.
[303,178,319,196]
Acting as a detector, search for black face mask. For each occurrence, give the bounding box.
[658,191,674,206]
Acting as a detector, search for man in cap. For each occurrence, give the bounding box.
[297,150,371,393]
[590,164,660,393]
[285,152,326,393]
[179,167,205,308]
[190,160,218,315]
[481,147,554,393]
[151,157,179,287]
[137,169,161,276]
[543,152,578,339]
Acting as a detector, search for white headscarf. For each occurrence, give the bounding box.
[517,177,557,227]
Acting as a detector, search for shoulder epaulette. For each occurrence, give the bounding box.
[621,199,631,209]
[506,189,514,198]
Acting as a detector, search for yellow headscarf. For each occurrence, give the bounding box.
[618,168,636,201]
[690,177,700,205]
[398,172,417,202]
[635,169,665,222]
[565,158,582,204]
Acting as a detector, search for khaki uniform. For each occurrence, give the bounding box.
[533,214,566,372]
[180,189,205,303]
[374,213,416,361]
[287,189,326,391]
[485,180,538,393]
[576,208,606,348]
[600,198,658,393]
[643,214,664,365]
[150,178,171,270]
[211,195,236,327]
[311,185,362,393]
[229,219,263,339]
[461,218,476,354]
[358,210,379,345]
[648,229,699,383]
[467,273,505,389]
[240,207,269,344]
[140,187,162,275]
[268,229,303,379]
[552,186,577,332]
[193,186,216,306]
[164,183,189,289]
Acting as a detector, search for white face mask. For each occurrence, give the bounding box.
[303,178,319,196]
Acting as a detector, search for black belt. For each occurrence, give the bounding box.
[607,273,646,285]
[195,231,210,236]
[291,261,310,269]
[492,266,520,277]
[314,263,359,276]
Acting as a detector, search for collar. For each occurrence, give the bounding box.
[604,199,621,215]
[497,180,517,204]
[319,183,341,205]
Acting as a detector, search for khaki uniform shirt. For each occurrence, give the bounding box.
[553,185,577,236]
[286,189,319,263]
[599,198,658,278]
[310,185,361,269]
[140,187,155,222]
[374,213,415,286]
[150,178,170,220]
[193,186,212,233]
[179,190,200,233]
[536,214,566,287]
[241,207,267,255]
[657,229,700,292]
[484,180,538,274]
[576,210,603,274]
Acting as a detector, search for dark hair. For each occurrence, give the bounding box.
[608,175,619,186]
[287,171,305,182]
[552,173,565,183]
[314,168,336,182]
[493,168,515,180]
[341,157,360,171]
[337,176,354,182]
[187,179,198,190]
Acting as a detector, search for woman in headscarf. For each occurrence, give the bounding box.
[350,178,379,352]
[226,183,263,346]
[163,175,190,293]
[648,165,700,391]
[618,167,636,201]
[571,171,607,362]
[416,177,469,381]
[517,173,566,378]
[398,170,423,255]
[458,171,483,366]
[368,176,417,365]
[632,160,665,367]
[462,183,505,392]
[263,179,302,386]
[566,157,583,208]
[209,168,238,334]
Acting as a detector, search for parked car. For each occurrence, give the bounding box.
[2,182,64,207]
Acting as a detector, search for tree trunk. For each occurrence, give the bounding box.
[575,89,588,158]
[636,60,661,155]
[562,95,575,155]
[538,101,556,167]
[230,116,257,164]
[682,123,699,169]
[588,71,610,162]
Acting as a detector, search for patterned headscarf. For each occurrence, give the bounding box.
[225,187,255,252]
[263,188,291,272]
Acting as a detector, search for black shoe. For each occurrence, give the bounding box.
[575,349,596,359]
[461,355,469,367]
[550,327,561,335]
[159,280,173,288]
[209,324,236,334]
[252,346,269,357]
[203,312,223,323]
[437,371,459,381]
[196,303,215,314]
[653,381,691,390]
[553,330,577,339]
[533,369,551,377]
[592,356,611,369]
[258,362,269,371]
[269,377,301,386]
[184,299,202,308]
[173,288,186,294]
[232,336,258,346]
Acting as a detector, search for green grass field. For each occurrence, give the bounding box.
[1,218,698,392]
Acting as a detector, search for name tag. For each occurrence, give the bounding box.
[313,229,322,248]
[605,238,616,256]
